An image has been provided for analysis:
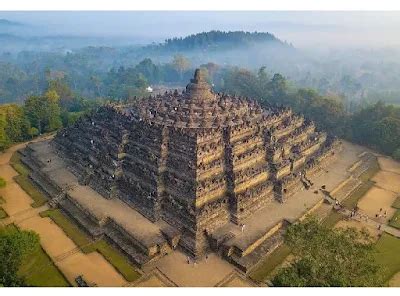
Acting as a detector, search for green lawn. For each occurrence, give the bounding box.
[342,180,375,209]
[249,244,291,283]
[3,224,70,287]
[360,159,380,183]
[0,177,6,188]
[0,207,8,219]
[10,151,29,176]
[40,209,141,282]
[84,240,141,282]
[389,210,400,230]
[322,210,346,228]
[9,151,48,208]
[20,245,70,287]
[40,209,91,248]
[374,233,400,284]
[14,175,47,208]
[392,197,400,209]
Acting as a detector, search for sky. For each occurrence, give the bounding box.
[1,11,400,48]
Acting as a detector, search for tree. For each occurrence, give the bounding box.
[172,54,190,81]
[0,227,40,286]
[44,90,62,131]
[0,104,31,150]
[393,148,400,161]
[372,117,400,155]
[24,90,62,134]
[272,218,384,287]
[269,73,288,104]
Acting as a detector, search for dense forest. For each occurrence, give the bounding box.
[0,30,400,160]
[1,30,399,107]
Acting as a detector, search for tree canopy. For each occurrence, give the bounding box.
[271,218,384,287]
[0,227,40,287]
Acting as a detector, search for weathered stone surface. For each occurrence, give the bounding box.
[40,69,340,260]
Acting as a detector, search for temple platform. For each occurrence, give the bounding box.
[21,138,367,274]
[22,139,170,266]
[209,140,366,272]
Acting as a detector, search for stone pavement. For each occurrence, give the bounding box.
[0,139,128,287]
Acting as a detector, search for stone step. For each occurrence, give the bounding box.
[105,228,151,267]
[226,226,286,273]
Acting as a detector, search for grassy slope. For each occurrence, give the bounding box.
[10,151,47,208]
[389,210,400,229]
[392,197,400,209]
[0,207,8,219]
[3,224,69,287]
[40,209,141,282]
[374,233,400,284]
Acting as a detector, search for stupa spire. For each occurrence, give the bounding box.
[185,68,215,102]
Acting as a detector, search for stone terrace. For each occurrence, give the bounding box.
[209,140,365,272]
[23,139,168,265]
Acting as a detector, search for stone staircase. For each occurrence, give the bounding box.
[210,220,290,273]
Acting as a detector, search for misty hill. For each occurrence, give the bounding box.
[153,31,289,51]
[132,30,297,69]
[0,19,24,28]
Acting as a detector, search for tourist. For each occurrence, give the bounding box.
[241,224,246,232]
[187,256,190,264]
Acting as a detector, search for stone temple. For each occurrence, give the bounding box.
[22,69,341,272]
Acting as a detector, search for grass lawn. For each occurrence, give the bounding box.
[374,233,400,284]
[342,180,375,209]
[14,175,47,208]
[392,197,400,209]
[360,159,380,183]
[0,207,8,219]
[389,210,400,230]
[0,177,6,188]
[9,151,48,208]
[40,209,91,247]
[83,240,141,282]
[20,245,70,287]
[322,210,346,228]
[249,244,291,283]
[3,224,70,287]
[40,209,141,282]
[10,151,29,176]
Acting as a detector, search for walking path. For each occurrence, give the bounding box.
[323,189,400,238]
[0,138,128,287]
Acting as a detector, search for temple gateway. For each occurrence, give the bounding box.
[22,69,341,271]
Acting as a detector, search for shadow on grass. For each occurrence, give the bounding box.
[40,209,141,282]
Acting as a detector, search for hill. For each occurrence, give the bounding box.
[156,30,289,51]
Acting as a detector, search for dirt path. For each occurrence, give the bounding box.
[0,140,127,287]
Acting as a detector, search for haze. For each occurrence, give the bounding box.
[1,11,400,49]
